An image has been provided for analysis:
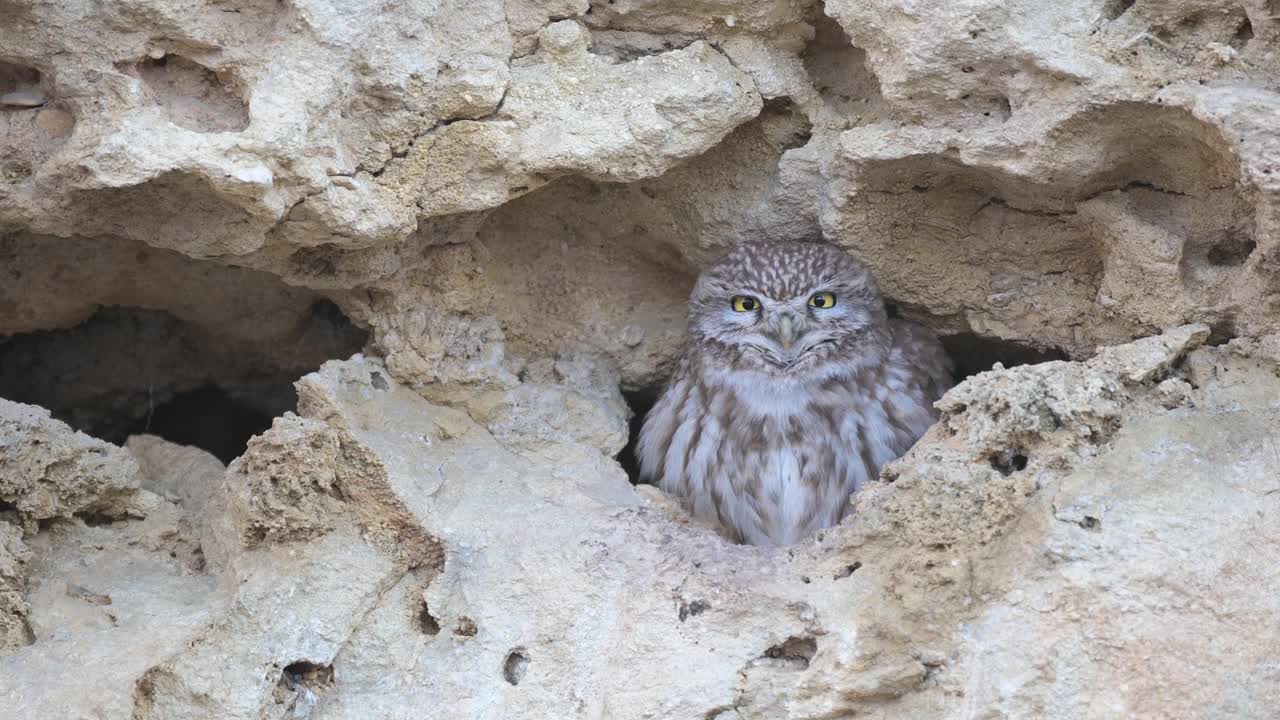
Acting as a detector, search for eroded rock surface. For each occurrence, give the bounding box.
[4,0,1277,385]
[0,399,140,526]
[3,333,1279,717]
[3,0,1280,717]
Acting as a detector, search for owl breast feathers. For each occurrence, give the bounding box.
[637,242,953,546]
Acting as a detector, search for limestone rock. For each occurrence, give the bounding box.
[4,0,1280,717]
[126,434,226,526]
[380,27,764,217]
[0,522,33,654]
[0,399,140,525]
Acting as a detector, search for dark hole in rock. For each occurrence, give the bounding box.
[761,96,813,150]
[991,95,1012,121]
[1207,321,1238,347]
[1232,17,1254,48]
[990,450,1029,476]
[619,388,659,484]
[1206,233,1256,267]
[941,332,1069,381]
[834,561,862,580]
[274,661,334,716]
[418,600,441,636]
[74,510,125,527]
[125,384,274,464]
[1079,515,1102,531]
[503,649,530,685]
[455,616,478,637]
[0,301,367,463]
[282,661,334,687]
[764,636,818,668]
[1102,0,1136,21]
[678,599,710,621]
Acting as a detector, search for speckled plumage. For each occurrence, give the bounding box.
[638,242,953,546]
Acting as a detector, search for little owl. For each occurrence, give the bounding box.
[637,242,953,546]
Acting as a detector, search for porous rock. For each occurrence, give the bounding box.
[3,0,1280,717]
[0,398,140,525]
[4,335,1278,717]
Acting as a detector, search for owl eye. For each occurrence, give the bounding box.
[808,291,837,309]
[731,295,760,312]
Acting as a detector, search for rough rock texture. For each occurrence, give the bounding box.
[0,399,141,526]
[3,0,1280,717]
[3,332,1279,718]
[0,521,33,653]
[6,0,1277,386]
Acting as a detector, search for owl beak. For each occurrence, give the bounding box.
[776,314,798,351]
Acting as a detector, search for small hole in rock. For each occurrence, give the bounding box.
[990,451,1029,476]
[834,561,862,580]
[992,95,1012,121]
[761,97,813,150]
[941,332,1069,381]
[1079,516,1101,531]
[678,599,710,621]
[1207,321,1238,347]
[800,7,886,127]
[417,600,441,636]
[281,661,334,687]
[455,616,478,637]
[503,649,530,685]
[764,636,818,669]
[135,54,249,133]
[275,661,334,715]
[1206,233,1256,267]
[1102,0,1136,21]
[619,388,659,484]
[74,510,123,527]
[1232,17,1254,48]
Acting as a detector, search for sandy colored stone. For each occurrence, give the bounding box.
[3,1,1280,718]
[0,521,33,654]
[0,399,140,525]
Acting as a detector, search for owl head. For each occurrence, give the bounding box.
[687,242,890,375]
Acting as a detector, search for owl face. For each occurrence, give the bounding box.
[688,243,889,374]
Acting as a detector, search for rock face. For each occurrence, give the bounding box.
[3,333,1279,719]
[2,0,1280,718]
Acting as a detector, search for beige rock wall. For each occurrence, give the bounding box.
[2,0,1280,718]
[3,331,1278,718]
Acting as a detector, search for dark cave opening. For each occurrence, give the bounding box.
[940,332,1069,381]
[618,332,1067,484]
[0,301,367,463]
[123,384,275,464]
[618,387,659,484]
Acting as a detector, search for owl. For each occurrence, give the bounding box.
[637,242,953,546]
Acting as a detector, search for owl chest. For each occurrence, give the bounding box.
[713,383,866,494]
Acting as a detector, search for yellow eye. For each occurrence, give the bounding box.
[731,295,760,312]
[808,291,837,309]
